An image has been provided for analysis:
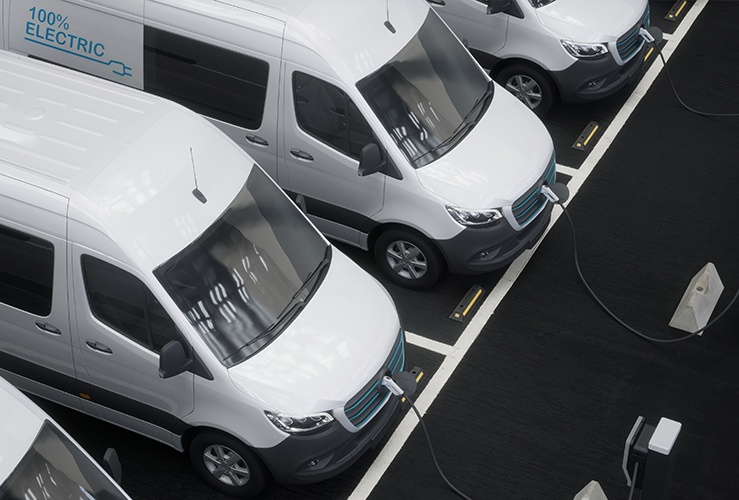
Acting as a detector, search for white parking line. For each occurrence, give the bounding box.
[405,331,454,357]
[348,2,708,498]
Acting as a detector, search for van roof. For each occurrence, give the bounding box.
[0,51,251,269]
[0,51,171,197]
[197,0,430,83]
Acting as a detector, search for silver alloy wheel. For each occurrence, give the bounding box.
[202,444,251,487]
[504,74,543,110]
[385,239,428,280]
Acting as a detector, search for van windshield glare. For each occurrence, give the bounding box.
[0,421,128,499]
[154,167,329,367]
[356,11,491,169]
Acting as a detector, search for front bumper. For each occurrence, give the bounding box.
[553,43,649,103]
[256,380,403,485]
[437,201,553,276]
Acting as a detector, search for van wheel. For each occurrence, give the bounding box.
[495,63,555,116]
[189,432,268,498]
[374,229,444,290]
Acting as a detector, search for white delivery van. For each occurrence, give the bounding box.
[0,50,414,498]
[0,0,560,289]
[0,374,132,499]
[428,0,652,115]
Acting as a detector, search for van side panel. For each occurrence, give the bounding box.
[7,0,144,87]
[0,178,79,409]
[145,0,284,181]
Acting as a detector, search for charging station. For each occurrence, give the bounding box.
[623,416,682,500]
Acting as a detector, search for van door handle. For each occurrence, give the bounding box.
[427,0,445,5]
[245,134,269,147]
[290,149,314,161]
[35,321,62,335]
[86,340,113,354]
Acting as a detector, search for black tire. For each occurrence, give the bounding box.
[189,432,268,498]
[495,63,555,116]
[373,229,444,290]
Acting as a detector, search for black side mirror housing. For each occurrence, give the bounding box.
[103,448,123,485]
[358,143,386,177]
[159,340,193,379]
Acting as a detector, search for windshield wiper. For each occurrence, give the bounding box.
[239,246,331,352]
[415,79,494,162]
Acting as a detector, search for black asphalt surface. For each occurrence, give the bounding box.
[31,1,739,499]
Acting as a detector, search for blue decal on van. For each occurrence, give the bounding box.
[23,6,132,77]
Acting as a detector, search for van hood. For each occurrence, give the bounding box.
[536,0,646,42]
[416,84,553,209]
[227,250,401,415]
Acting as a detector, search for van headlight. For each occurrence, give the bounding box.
[446,205,503,228]
[561,40,609,59]
[265,411,334,435]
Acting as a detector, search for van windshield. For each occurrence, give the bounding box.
[356,11,492,169]
[154,166,330,367]
[0,421,128,499]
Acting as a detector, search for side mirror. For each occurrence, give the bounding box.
[358,143,386,177]
[486,0,509,15]
[159,340,193,379]
[103,448,123,485]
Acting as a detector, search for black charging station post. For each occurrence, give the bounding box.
[623,416,682,500]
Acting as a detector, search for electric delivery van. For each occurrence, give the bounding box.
[0,50,412,498]
[429,0,652,115]
[0,374,132,499]
[1,0,558,289]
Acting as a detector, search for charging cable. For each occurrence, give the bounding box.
[541,184,739,343]
[640,27,739,117]
[382,376,473,500]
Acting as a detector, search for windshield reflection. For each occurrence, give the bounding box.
[357,10,491,168]
[155,166,329,367]
[0,421,128,500]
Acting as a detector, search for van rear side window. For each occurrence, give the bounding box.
[82,256,179,352]
[143,27,269,130]
[0,226,53,316]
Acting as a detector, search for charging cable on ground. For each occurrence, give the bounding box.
[639,27,739,118]
[382,376,473,500]
[541,184,739,343]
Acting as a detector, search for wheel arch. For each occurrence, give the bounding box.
[181,425,274,478]
[490,57,562,100]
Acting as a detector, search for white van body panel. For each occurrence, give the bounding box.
[536,0,644,41]
[416,87,552,209]
[0,378,44,481]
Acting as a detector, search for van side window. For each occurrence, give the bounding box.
[143,27,269,130]
[293,72,373,159]
[82,256,179,352]
[0,226,53,316]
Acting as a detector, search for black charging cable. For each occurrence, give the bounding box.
[542,185,739,343]
[381,376,473,500]
[642,27,739,117]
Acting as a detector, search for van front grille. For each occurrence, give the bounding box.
[344,332,405,429]
[512,154,556,228]
[617,4,650,63]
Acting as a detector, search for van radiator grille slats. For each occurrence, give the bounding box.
[512,154,556,227]
[344,332,405,428]
[617,4,651,62]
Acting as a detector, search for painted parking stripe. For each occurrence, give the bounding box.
[348,1,708,499]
